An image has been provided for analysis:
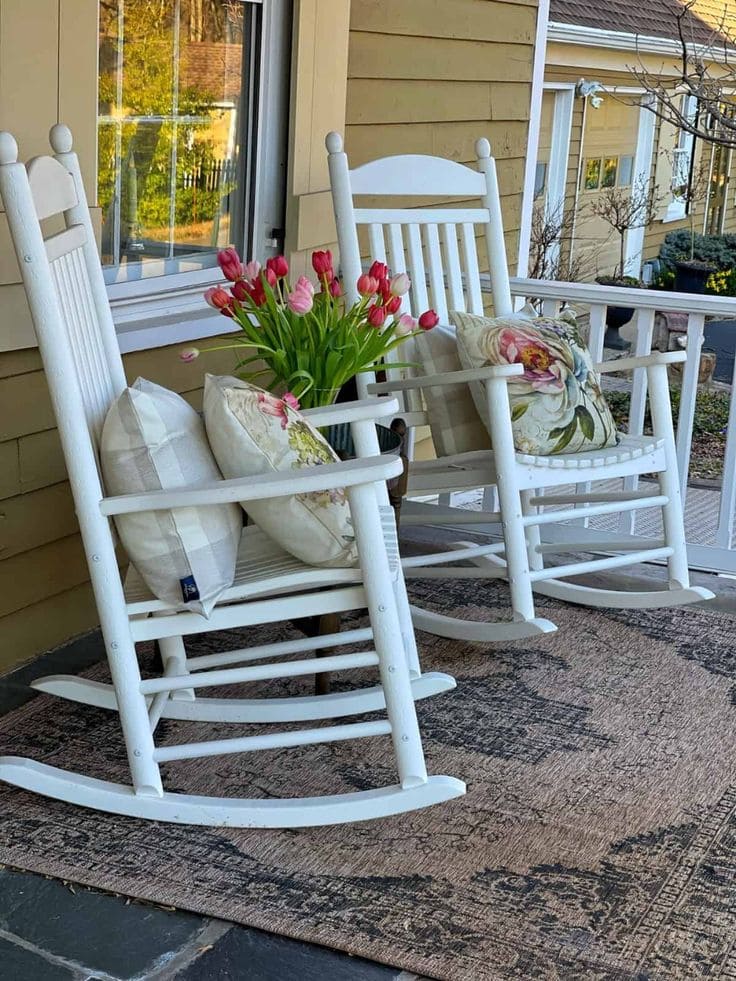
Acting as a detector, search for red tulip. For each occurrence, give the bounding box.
[263,267,278,288]
[249,280,267,307]
[312,249,333,277]
[357,274,379,296]
[266,255,289,279]
[368,260,389,281]
[385,295,402,315]
[204,286,234,316]
[367,304,387,328]
[231,280,249,303]
[418,309,439,330]
[217,247,243,282]
[329,277,342,297]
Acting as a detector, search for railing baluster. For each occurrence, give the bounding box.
[619,308,656,534]
[675,313,705,505]
[716,349,736,547]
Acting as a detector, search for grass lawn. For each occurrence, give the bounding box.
[605,387,730,481]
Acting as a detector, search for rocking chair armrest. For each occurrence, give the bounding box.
[300,396,400,426]
[367,363,524,395]
[595,351,686,374]
[99,455,403,516]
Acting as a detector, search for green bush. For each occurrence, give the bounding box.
[658,229,736,272]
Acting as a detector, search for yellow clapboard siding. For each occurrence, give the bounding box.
[0,582,99,673]
[18,428,68,493]
[350,0,536,42]
[347,79,494,125]
[0,534,91,620]
[0,440,21,501]
[349,33,533,83]
[0,481,78,561]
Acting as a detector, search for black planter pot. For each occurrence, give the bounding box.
[674,260,715,294]
[604,306,634,350]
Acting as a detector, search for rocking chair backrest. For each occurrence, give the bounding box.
[0,126,126,458]
[326,132,514,399]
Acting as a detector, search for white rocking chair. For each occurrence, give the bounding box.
[0,126,464,827]
[326,132,713,643]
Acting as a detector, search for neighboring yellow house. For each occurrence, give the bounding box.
[539,0,736,280]
[0,0,548,669]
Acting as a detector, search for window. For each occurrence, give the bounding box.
[664,94,698,221]
[534,161,547,198]
[584,158,601,190]
[98,0,290,296]
[618,155,634,187]
[601,157,618,188]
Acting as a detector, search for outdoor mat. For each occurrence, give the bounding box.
[0,579,735,980]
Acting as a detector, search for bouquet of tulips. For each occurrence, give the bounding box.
[182,247,439,409]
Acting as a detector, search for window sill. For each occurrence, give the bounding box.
[108,269,237,354]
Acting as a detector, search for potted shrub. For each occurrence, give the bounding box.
[590,177,658,349]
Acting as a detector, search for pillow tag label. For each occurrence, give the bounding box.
[180,575,200,604]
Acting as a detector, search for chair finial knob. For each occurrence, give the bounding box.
[0,132,19,165]
[325,131,343,153]
[50,124,73,154]
[475,137,491,159]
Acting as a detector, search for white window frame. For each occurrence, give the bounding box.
[663,94,697,223]
[106,0,292,352]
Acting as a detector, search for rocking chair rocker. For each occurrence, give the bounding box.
[326,132,713,643]
[0,126,464,826]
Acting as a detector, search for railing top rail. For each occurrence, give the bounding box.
[506,276,736,317]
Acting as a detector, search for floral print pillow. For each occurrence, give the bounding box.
[451,310,619,456]
[203,375,357,568]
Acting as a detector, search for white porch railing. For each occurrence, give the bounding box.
[506,277,736,575]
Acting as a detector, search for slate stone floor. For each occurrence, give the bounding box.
[0,634,417,981]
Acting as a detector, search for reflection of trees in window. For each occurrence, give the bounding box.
[584,158,601,190]
[98,0,247,267]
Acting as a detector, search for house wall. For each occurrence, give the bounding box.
[544,50,736,280]
[0,0,541,672]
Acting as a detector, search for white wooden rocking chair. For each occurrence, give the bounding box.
[0,126,464,827]
[327,132,713,643]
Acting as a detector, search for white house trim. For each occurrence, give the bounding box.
[517,0,551,278]
[624,99,657,276]
[548,21,734,61]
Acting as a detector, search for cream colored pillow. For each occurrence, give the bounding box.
[452,310,619,456]
[203,376,357,568]
[414,325,490,456]
[100,378,241,616]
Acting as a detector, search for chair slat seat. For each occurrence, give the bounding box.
[124,507,400,615]
[516,434,664,470]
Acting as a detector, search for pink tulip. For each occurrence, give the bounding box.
[394,314,417,336]
[217,247,243,282]
[204,286,234,316]
[369,260,389,281]
[357,274,379,296]
[312,249,333,277]
[295,275,315,296]
[329,278,342,298]
[390,272,411,296]
[418,309,439,330]
[263,268,278,288]
[243,260,261,281]
[179,346,200,362]
[367,304,387,328]
[287,287,314,314]
[282,392,301,411]
[266,255,289,279]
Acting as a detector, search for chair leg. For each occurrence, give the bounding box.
[348,482,428,789]
[392,564,422,679]
[158,635,195,702]
[522,490,543,574]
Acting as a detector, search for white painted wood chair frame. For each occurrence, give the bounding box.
[0,126,464,827]
[326,132,713,643]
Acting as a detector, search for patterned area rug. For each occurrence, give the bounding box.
[1,580,735,980]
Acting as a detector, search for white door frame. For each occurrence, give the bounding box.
[541,82,575,272]
[624,94,656,276]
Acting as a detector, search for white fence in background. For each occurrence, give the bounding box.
[503,278,736,575]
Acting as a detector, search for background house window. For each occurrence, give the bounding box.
[664,94,698,221]
[98,0,289,286]
[584,158,601,190]
[602,157,618,188]
[534,161,547,198]
[618,155,634,187]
